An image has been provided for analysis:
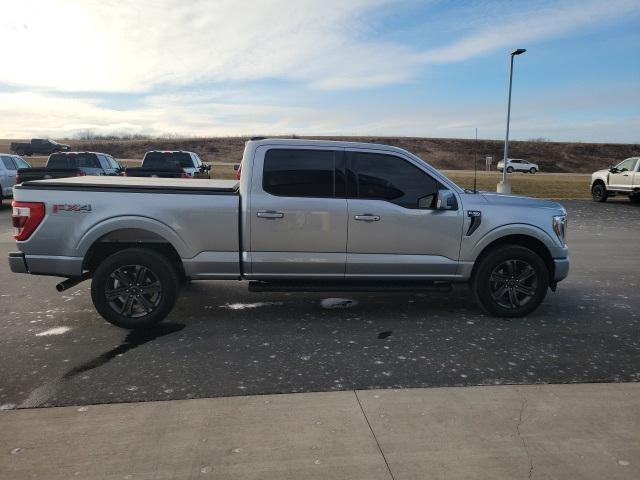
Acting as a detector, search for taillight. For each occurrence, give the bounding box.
[12,201,45,241]
[16,173,21,184]
[235,165,242,180]
[123,171,129,176]
[180,172,190,178]
[76,171,87,176]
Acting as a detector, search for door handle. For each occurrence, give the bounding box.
[257,211,284,219]
[354,214,380,222]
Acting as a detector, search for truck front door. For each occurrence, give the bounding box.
[344,149,464,278]
[248,146,348,278]
[609,158,638,191]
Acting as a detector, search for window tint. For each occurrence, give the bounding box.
[97,155,111,170]
[263,149,337,197]
[143,152,195,168]
[349,152,440,209]
[48,153,100,168]
[107,156,120,169]
[13,157,30,169]
[2,156,16,170]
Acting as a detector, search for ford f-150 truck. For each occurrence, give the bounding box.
[8,139,570,329]
[10,139,70,156]
[591,157,640,203]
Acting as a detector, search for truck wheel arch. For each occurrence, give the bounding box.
[470,233,555,284]
[77,217,190,274]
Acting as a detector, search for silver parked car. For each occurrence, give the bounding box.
[0,153,31,202]
[497,158,539,174]
[9,139,569,328]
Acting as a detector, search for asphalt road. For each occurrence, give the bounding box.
[0,199,638,410]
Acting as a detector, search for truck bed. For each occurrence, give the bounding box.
[18,175,239,194]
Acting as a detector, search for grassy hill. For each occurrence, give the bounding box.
[2,136,638,173]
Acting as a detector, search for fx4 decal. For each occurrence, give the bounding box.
[52,204,92,214]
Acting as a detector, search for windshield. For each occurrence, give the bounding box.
[143,152,194,168]
[48,153,100,168]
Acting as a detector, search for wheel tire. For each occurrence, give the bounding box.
[529,167,537,174]
[507,166,514,173]
[15,148,24,156]
[591,183,608,202]
[472,245,549,318]
[90,248,179,329]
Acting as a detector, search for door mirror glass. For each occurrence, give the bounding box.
[436,189,457,210]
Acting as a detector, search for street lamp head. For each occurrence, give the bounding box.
[511,48,527,56]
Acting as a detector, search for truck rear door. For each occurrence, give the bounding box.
[344,148,464,278]
[247,146,347,278]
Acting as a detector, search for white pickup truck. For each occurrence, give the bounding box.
[9,139,570,329]
[591,157,640,203]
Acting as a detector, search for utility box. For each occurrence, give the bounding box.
[485,156,493,171]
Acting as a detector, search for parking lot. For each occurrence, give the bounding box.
[0,199,638,410]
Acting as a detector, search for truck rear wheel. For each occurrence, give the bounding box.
[90,248,179,329]
[472,245,549,318]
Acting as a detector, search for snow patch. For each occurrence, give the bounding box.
[221,302,281,310]
[36,326,71,336]
[320,298,358,309]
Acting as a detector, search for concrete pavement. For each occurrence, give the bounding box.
[2,382,639,480]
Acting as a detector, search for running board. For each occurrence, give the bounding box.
[248,280,452,293]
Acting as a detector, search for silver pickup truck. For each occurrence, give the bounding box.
[9,139,569,328]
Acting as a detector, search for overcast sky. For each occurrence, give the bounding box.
[1,0,639,142]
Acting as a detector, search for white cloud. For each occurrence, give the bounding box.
[416,0,640,64]
[1,0,412,92]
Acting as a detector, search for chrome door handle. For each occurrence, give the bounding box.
[354,214,380,222]
[257,211,284,219]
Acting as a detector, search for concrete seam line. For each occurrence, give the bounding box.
[353,390,396,480]
[515,388,535,480]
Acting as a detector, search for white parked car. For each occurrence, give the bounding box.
[590,157,640,203]
[497,158,539,174]
[0,153,31,203]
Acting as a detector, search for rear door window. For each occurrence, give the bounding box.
[263,149,338,198]
[348,152,440,209]
[144,152,194,168]
[2,156,17,170]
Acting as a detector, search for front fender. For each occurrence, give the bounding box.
[464,223,564,262]
[75,216,190,258]
[590,171,608,187]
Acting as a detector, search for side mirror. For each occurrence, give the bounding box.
[609,167,620,173]
[436,189,458,210]
[233,164,240,171]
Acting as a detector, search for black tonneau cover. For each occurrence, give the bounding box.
[17,175,239,195]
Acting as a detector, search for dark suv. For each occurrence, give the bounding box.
[17,152,124,183]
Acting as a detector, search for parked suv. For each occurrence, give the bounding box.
[16,152,123,183]
[497,159,539,174]
[591,157,640,203]
[0,154,31,203]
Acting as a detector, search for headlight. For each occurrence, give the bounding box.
[552,215,567,245]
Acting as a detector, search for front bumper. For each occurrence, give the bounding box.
[553,256,570,282]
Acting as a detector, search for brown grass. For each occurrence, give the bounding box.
[2,136,638,174]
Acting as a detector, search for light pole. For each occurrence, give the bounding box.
[497,48,526,194]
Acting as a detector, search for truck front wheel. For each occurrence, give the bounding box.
[90,248,179,329]
[472,245,549,318]
[591,182,608,202]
